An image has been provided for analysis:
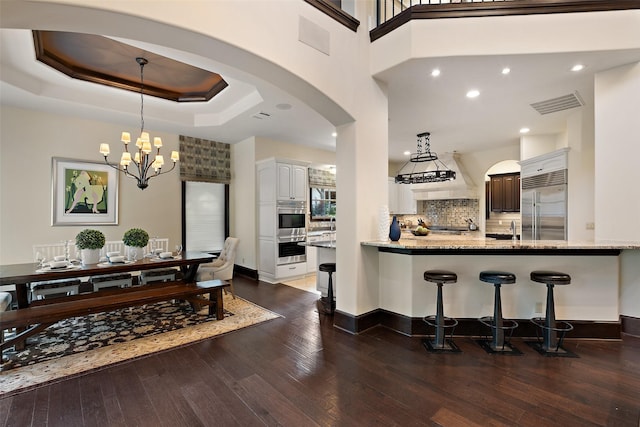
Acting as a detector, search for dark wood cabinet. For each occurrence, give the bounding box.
[489,172,520,212]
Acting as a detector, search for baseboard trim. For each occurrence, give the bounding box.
[335,309,622,339]
[621,315,640,338]
[235,265,258,281]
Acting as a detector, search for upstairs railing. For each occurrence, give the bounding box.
[378,0,516,26]
[371,0,640,41]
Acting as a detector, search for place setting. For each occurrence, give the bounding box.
[97,251,134,267]
[34,254,81,273]
[149,244,182,262]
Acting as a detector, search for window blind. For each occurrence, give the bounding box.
[179,135,231,184]
[308,167,336,187]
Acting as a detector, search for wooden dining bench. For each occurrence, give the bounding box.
[0,279,229,351]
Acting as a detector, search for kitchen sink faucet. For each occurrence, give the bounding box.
[510,220,518,241]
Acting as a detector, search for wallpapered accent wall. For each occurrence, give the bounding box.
[179,135,231,184]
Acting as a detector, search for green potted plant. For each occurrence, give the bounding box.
[75,228,105,265]
[123,228,149,261]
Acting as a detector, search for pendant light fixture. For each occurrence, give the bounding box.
[395,132,456,184]
[99,57,179,190]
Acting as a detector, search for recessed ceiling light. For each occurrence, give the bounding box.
[502,67,511,75]
[431,69,441,77]
[331,132,337,137]
[571,64,584,72]
[520,127,530,134]
[466,89,480,98]
[403,151,411,156]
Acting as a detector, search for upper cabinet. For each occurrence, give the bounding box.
[257,158,309,204]
[489,172,520,212]
[520,148,569,178]
[388,178,417,214]
[277,162,308,201]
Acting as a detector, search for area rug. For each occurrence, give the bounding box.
[0,294,281,397]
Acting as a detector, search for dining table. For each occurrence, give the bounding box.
[0,251,215,310]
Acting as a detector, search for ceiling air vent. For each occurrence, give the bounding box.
[251,111,271,120]
[530,91,584,115]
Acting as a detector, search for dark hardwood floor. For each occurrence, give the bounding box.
[1,275,639,426]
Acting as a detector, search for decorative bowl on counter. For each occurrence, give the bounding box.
[411,228,430,236]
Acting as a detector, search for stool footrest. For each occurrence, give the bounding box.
[423,315,458,329]
[478,316,519,331]
[531,317,574,333]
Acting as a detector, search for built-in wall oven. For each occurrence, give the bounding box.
[277,201,306,265]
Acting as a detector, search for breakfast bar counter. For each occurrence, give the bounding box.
[360,237,640,338]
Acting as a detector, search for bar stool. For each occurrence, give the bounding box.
[319,263,336,314]
[476,271,521,355]
[422,270,460,353]
[527,270,577,357]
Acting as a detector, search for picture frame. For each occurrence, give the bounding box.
[51,157,119,226]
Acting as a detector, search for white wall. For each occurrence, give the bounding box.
[566,108,595,241]
[594,62,640,244]
[0,106,182,264]
[594,62,640,318]
[255,137,336,165]
[520,134,561,160]
[231,137,257,270]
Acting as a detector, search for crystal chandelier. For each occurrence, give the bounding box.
[99,57,179,190]
[395,132,456,184]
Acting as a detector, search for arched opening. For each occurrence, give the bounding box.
[484,160,521,239]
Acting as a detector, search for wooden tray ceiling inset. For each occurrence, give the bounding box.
[33,30,228,103]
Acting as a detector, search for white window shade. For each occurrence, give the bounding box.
[185,181,225,252]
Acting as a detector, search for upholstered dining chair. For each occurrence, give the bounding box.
[196,237,239,298]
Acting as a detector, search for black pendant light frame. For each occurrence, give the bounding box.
[395,132,456,184]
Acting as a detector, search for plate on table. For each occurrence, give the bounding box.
[151,255,180,262]
[97,260,135,267]
[36,264,81,273]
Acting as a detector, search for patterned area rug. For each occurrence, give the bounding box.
[0,294,281,397]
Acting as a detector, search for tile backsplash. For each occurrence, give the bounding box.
[393,199,479,229]
[422,199,479,228]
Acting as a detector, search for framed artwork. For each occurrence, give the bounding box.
[51,157,119,226]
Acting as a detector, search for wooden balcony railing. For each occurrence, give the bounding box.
[372,0,640,41]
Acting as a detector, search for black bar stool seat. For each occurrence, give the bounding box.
[476,271,521,355]
[422,270,460,353]
[527,270,577,357]
[319,263,336,315]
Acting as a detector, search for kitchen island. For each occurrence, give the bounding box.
[359,237,640,338]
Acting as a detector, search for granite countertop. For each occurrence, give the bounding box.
[361,237,640,250]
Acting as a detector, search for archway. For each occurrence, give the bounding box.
[483,160,521,239]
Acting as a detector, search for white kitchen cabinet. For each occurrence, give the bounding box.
[397,183,417,214]
[256,158,310,283]
[276,262,307,279]
[388,178,417,214]
[520,148,569,178]
[277,162,307,201]
[388,177,398,213]
[306,245,317,273]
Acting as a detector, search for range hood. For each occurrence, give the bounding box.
[411,153,478,200]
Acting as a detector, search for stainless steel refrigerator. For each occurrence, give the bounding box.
[521,170,567,240]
